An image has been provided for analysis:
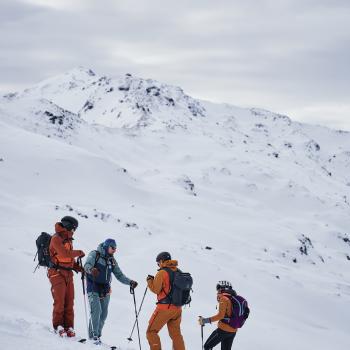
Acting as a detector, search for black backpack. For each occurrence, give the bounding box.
[158,267,193,307]
[34,232,52,270]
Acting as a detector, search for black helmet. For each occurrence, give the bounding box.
[216,280,232,291]
[60,216,79,231]
[156,251,171,262]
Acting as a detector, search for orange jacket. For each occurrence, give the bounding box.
[49,223,82,269]
[209,293,237,333]
[147,260,181,310]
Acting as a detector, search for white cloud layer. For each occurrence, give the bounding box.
[1,0,349,129]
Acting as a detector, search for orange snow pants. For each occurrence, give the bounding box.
[146,308,185,350]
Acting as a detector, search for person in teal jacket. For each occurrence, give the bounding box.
[84,238,138,344]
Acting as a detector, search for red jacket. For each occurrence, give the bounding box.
[49,223,82,269]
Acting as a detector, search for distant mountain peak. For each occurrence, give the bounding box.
[6,67,206,129]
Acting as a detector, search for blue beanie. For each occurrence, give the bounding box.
[103,238,117,249]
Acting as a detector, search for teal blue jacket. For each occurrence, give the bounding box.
[84,243,131,294]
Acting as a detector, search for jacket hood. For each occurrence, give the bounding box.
[160,259,178,271]
[55,222,73,239]
[97,242,112,257]
[217,291,233,302]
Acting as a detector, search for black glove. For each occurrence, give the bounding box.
[146,275,154,281]
[130,280,138,289]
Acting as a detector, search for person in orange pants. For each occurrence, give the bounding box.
[146,252,185,350]
[48,216,85,337]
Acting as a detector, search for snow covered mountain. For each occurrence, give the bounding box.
[0,67,349,350]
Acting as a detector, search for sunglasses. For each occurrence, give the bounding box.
[109,246,117,250]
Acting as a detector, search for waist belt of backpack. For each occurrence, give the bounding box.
[97,283,110,299]
[157,295,172,304]
[50,251,74,271]
[51,263,74,271]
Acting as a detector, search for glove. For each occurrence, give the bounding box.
[90,267,100,277]
[198,316,211,326]
[130,280,138,289]
[146,275,154,281]
[74,265,84,273]
[78,250,85,258]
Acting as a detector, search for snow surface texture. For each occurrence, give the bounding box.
[0,67,349,350]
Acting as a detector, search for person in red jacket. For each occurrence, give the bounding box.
[198,281,237,350]
[48,216,85,337]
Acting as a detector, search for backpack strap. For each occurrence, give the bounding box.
[233,295,243,316]
[94,250,101,267]
[163,267,175,286]
[94,251,116,268]
[110,256,117,267]
[55,232,74,244]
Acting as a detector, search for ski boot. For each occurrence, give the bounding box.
[93,336,102,345]
[55,325,66,337]
[66,327,76,338]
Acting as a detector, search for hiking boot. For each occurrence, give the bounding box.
[66,327,76,338]
[55,325,66,337]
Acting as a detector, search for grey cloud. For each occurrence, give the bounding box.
[0,0,349,129]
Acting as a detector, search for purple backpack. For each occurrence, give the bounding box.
[221,294,250,328]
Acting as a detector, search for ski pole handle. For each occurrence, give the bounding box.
[78,257,85,280]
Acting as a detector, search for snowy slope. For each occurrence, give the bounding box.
[0,67,350,350]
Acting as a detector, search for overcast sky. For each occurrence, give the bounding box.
[1,0,349,130]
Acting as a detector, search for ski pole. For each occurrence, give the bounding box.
[127,287,148,341]
[130,286,142,350]
[199,316,204,350]
[78,257,91,339]
[201,324,204,350]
